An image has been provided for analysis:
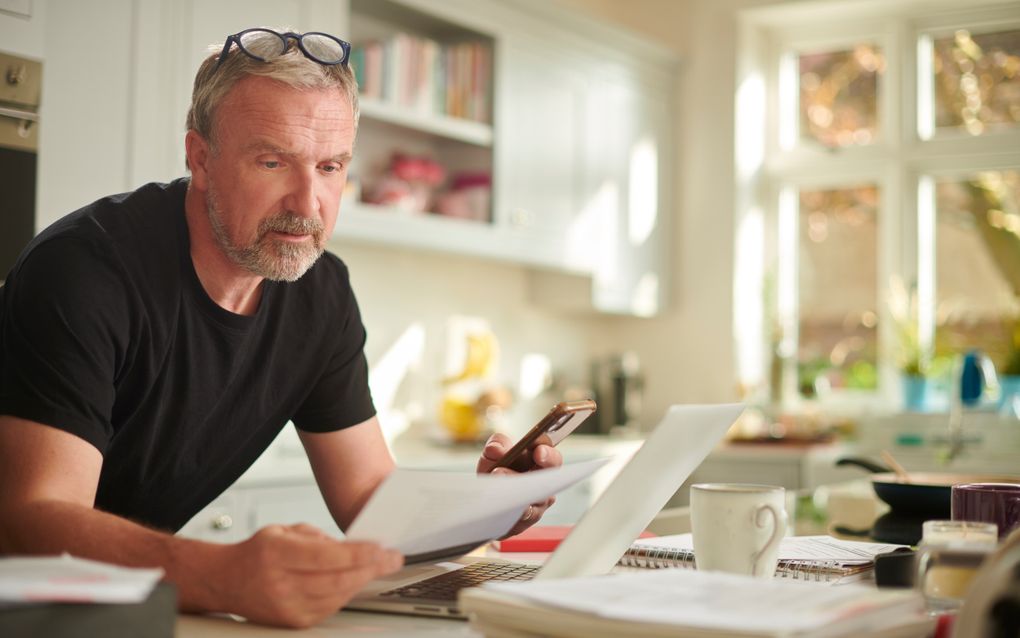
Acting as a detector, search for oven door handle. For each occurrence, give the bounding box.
[0,106,39,123]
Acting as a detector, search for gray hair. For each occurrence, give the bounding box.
[185,29,359,164]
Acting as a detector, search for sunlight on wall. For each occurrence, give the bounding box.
[591,180,621,287]
[628,137,658,245]
[734,207,765,389]
[630,271,660,317]
[519,353,553,400]
[736,72,765,180]
[369,322,426,442]
[566,180,616,272]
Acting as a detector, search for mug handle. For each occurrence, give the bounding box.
[751,504,788,577]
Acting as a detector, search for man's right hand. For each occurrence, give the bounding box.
[212,523,404,628]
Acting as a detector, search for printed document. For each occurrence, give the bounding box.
[345,458,608,558]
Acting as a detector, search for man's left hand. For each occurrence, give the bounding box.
[477,433,563,537]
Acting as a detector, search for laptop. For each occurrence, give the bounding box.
[346,402,744,619]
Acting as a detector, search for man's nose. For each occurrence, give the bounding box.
[283,168,321,218]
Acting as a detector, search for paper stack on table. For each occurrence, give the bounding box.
[0,554,163,605]
[460,568,935,638]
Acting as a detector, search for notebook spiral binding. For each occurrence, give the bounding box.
[619,547,846,582]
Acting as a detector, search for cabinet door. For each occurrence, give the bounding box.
[247,484,343,538]
[494,35,590,271]
[176,493,247,543]
[588,75,671,316]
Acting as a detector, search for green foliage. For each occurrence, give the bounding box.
[1004,323,1020,376]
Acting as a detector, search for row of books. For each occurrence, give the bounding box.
[350,34,492,123]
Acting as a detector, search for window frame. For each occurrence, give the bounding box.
[736,0,1020,413]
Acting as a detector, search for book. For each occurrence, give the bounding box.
[460,569,934,638]
[618,534,907,584]
[494,526,656,553]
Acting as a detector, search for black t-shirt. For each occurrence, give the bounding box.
[0,179,375,532]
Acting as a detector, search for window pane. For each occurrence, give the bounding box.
[933,29,1020,136]
[797,185,880,397]
[934,171,1020,371]
[799,45,883,148]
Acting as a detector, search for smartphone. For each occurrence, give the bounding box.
[493,399,597,472]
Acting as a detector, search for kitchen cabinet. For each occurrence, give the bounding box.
[336,0,678,314]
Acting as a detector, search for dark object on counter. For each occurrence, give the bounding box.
[954,528,1020,638]
[0,582,176,638]
[835,457,1020,519]
[870,510,930,545]
[874,548,917,588]
[587,354,642,434]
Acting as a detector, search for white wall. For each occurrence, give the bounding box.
[331,239,608,438]
[561,0,786,426]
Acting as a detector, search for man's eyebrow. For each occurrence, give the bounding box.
[244,141,290,155]
[244,142,352,164]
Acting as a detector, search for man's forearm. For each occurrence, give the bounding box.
[0,499,229,612]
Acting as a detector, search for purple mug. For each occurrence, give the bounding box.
[951,483,1020,540]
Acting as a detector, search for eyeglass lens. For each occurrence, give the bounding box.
[237,29,346,64]
[301,33,346,64]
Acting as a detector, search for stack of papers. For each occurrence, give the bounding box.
[460,569,934,638]
[0,555,163,605]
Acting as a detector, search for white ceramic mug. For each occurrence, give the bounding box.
[690,483,788,578]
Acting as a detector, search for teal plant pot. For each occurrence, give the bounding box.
[901,375,930,412]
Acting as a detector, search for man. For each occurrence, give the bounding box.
[0,28,560,628]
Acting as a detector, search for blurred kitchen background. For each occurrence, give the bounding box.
[2,0,1018,538]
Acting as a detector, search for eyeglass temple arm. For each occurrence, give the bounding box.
[214,35,239,68]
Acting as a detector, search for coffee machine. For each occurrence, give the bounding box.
[585,353,643,434]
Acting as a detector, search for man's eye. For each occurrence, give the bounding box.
[262,160,281,169]
[321,164,342,174]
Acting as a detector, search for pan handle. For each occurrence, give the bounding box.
[836,457,891,474]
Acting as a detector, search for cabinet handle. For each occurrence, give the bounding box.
[211,514,234,530]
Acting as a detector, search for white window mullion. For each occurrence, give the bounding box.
[776,186,801,406]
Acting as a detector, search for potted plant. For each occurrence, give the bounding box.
[888,277,931,411]
[998,320,1020,412]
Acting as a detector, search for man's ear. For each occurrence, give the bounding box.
[185,130,211,192]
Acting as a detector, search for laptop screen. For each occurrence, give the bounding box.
[535,403,744,580]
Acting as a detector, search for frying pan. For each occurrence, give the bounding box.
[836,457,1020,518]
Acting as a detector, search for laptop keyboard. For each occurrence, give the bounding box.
[379,561,540,601]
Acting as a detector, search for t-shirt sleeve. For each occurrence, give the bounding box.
[0,236,128,453]
[291,269,376,432]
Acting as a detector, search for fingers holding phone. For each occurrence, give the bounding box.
[483,400,595,474]
[478,432,561,474]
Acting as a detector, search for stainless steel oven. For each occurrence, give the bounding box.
[0,50,41,280]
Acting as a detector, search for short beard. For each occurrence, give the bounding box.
[206,186,325,282]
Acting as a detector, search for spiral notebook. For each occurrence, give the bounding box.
[618,534,907,584]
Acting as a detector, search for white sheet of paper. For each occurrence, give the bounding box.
[345,458,609,557]
[0,554,163,604]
